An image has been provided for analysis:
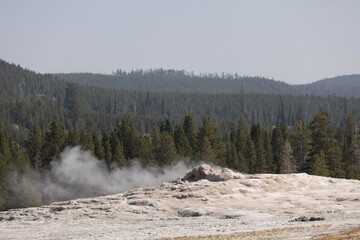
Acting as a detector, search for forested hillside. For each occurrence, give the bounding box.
[56,70,295,94]
[56,70,360,97]
[298,75,360,97]
[1,59,360,146]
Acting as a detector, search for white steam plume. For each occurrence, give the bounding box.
[3,146,215,209]
[35,146,194,202]
[50,146,192,196]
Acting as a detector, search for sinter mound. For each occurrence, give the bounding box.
[1,165,360,240]
[182,164,243,182]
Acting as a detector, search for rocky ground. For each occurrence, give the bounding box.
[1,165,360,239]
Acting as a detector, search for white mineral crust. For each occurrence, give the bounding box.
[1,164,360,239]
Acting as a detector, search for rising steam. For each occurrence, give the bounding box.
[4,147,195,207]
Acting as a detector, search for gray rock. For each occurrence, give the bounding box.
[183,164,243,182]
[178,208,203,217]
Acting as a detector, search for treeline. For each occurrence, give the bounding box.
[1,111,359,210]
[57,70,360,97]
[57,70,295,94]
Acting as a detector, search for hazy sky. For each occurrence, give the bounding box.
[0,0,359,84]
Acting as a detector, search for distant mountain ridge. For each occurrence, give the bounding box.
[56,70,296,95]
[56,70,360,97]
[297,75,360,97]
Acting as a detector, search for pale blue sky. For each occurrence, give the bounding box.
[0,0,359,84]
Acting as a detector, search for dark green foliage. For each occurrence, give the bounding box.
[235,118,246,155]
[343,115,360,179]
[308,111,344,178]
[237,152,248,173]
[116,120,140,160]
[111,137,126,168]
[41,121,66,167]
[138,135,154,167]
[263,132,274,173]
[79,129,94,152]
[173,125,192,157]
[65,128,80,147]
[164,119,174,136]
[64,83,81,123]
[0,131,11,208]
[93,133,105,160]
[245,136,256,173]
[57,70,297,95]
[308,151,329,176]
[271,126,285,173]
[225,133,240,170]
[154,132,178,166]
[57,71,360,97]
[279,139,296,174]
[26,125,43,168]
[195,137,217,164]
[101,132,112,167]
[291,120,311,172]
[250,124,266,173]
[183,113,197,151]
[197,116,226,166]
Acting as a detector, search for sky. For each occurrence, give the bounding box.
[0,0,359,84]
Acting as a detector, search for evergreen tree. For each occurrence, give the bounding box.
[93,133,105,160]
[138,135,154,166]
[197,116,226,166]
[0,131,11,207]
[65,128,80,147]
[263,132,274,173]
[308,151,329,176]
[120,120,140,160]
[111,137,126,168]
[154,132,178,166]
[101,132,112,167]
[106,96,113,114]
[279,139,297,174]
[0,132,13,164]
[250,123,266,173]
[26,124,43,168]
[8,138,29,172]
[308,110,344,178]
[345,131,360,179]
[183,113,197,150]
[151,127,161,148]
[271,126,285,173]
[291,120,311,172]
[79,129,94,153]
[238,151,248,173]
[41,121,66,167]
[64,83,81,123]
[230,122,237,147]
[173,124,192,156]
[235,118,247,156]
[343,115,360,179]
[195,136,217,164]
[159,121,166,133]
[245,136,256,173]
[164,119,174,136]
[225,133,239,170]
